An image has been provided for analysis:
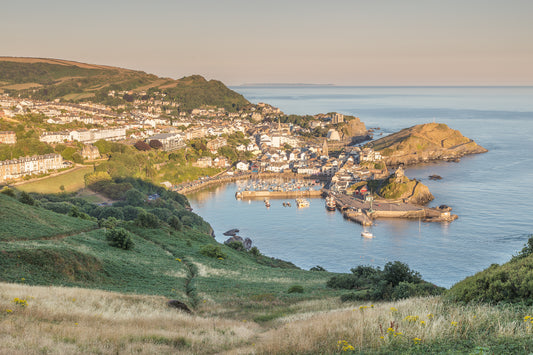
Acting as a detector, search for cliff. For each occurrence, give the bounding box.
[371,123,487,166]
[340,117,368,141]
[377,167,434,205]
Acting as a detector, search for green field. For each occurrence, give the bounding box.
[16,166,92,193]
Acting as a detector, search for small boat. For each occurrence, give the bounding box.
[295,198,310,208]
[361,230,374,239]
[264,198,271,208]
[325,195,336,211]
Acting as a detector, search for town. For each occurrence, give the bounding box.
[0,92,383,192]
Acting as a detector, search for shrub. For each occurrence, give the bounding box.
[124,188,145,206]
[226,241,245,251]
[99,217,119,229]
[288,285,304,294]
[199,244,226,259]
[249,246,261,256]
[310,265,327,272]
[18,191,35,205]
[135,211,160,228]
[1,187,16,197]
[512,235,533,260]
[105,228,134,250]
[382,261,422,287]
[149,139,163,149]
[168,215,182,231]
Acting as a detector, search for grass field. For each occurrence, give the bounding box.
[17,166,93,193]
[2,283,533,354]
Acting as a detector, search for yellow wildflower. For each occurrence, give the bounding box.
[413,337,422,345]
[451,321,458,327]
[175,258,182,262]
[6,309,12,313]
[420,320,426,325]
[390,307,398,312]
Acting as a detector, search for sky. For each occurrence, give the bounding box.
[3,0,533,85]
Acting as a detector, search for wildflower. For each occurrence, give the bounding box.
[12,298,28,307]
[451,321,458,327]
[6,309,12,313]
[20,277,25,281]
[420,320,426,326]
[175,258,182,262]
[359,305,368,310]
[74,322,78,325]
[371,304,374,308]
[413,337,422,345]
[72,298,76,302]
[524,316,532,322]
[390,307,398,312]
[379,336,385,340]
[427,313,434,319]
[217,257,224,260]
[404,315,419,323]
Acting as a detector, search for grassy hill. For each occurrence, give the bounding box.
[0,57,249,112]
[447,237,533,304]
[370,123,488,166]
[3,184,533,353]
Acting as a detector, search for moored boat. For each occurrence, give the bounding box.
[295,197,310,208]
[325,195,336,211]
[361,230,374,238]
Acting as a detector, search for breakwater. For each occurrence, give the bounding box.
[328,191,457,226]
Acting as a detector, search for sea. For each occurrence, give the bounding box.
[188,86,533,288]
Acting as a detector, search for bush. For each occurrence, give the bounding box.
[18,191,35,205]
[1,187,16,197]
[135,211,160,228]
[199,244,226,259]
[310,265,327,272]
[134,141,151,151]
[168,215,182,231]
[99,217,119,229]
[106,228,134,250]
[226,241,245,251]
[288,285,304,294]
[382,261,422,287]
[249,246,261,256]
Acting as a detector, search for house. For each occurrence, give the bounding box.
[236,161,250,171]
[193,157,213,168]
[81,145,100,160]
[145,133,185,151]
[206,137,227,152]
[0,154,63,183]
[0,131,17,144]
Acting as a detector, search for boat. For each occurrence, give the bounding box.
[295,197,310,208]
[264,198,271,208]
[361,230,374,239]
[325,195,336,211]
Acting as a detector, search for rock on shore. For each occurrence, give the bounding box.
[371,123,488,166]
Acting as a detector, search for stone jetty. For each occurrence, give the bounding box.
[327,190,457,226]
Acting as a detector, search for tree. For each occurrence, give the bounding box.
[382,261,422,287]
[106,228,134,250]
[134,141,151,151]
[149,139,163,150]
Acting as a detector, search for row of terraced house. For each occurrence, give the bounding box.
[0,154,64,183]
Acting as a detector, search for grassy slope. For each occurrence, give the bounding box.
[16,165,93,193]
[2,192,533,353]
[372,122,484,155]
[0,58,249,111]
[0,192,338,312]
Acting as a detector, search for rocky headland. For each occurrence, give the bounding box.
[370,123,488,166]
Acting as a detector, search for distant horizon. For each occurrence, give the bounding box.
[2,1,532,86]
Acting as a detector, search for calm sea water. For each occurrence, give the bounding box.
[188,86,533,288]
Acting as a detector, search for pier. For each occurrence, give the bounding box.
[327,191,457,226]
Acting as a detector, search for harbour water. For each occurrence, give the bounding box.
[188,86,533,288]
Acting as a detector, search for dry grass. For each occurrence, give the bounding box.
[2,282,532,354]
[0,82,42,90]
[0,283,258,354]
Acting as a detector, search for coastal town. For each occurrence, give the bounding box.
[0,93,378,188]
[0,90,464,227]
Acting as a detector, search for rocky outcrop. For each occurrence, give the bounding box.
[378,167,434,205]
[224,235,253,250]
[340,117,368,141]
[371,123,487,166]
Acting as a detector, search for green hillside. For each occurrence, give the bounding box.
[447,236,533,304]
[0,184,339,314]
[0,57,249,112]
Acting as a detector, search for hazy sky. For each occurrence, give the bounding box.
[3,0,533,85]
